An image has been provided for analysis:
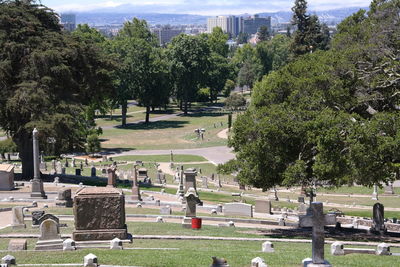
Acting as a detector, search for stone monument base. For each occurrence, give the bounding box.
[73,229,128,241]
[55,200,73,208]
[31,179,47,199]
[303,259,332,267]
[35,239,63,251]
[182,217,192,229]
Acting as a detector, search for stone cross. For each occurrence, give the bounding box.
[31,128,47,199]
[299,202,335,266]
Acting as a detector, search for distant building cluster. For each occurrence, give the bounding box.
[151,26,184,46]
[60,13,76,32]
[207,15,271,37]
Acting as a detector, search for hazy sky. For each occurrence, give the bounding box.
[41,0,371,15]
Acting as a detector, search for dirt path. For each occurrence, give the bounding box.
[217,129,229,139]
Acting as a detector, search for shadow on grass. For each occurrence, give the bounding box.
[115,120,189,130]
[177,112,227,118]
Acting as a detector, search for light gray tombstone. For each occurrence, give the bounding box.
[56,161,62,175]
[384,183,394,195]
[56,189,73,207]
[223,203,253,217]
[110,238,123,250]
[31,128,47,199]
[299,202,335,267]
[51,160,56,174]
[182,187,202,228]
[160,206,172,215]
[39,219,61,241]
[202,176,209,189]
[1,255,16,266]
[376,243,390,256]
[299,203,308,214]
[217,204,223,213]
[262,241,274,253]
[371,203,386,232]
[156,170,163,184]
[8,239,27,251]
[184,168,197,194]
[255,200,271,214]
[63,238,76,251]
[251,257,268,267]
[84,253,98,267]
[331,242,344,256]
[11,206,26,229]
[0,164,15,191]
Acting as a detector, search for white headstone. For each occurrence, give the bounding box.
[63,239,76,251]
[376,243,390,255]
[84,253,98,267]
[251,257,268,267]
[331,242,344,256]
[110,238,123,250]
[223,203,253,217]
[11,207,26,229]
[262,241,274,253]
[156,216,165,223]
[1,255,15,265]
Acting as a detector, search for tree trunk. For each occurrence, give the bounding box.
[14,131,34,180]
[179,101,183,111]
[145,105,150,123]
[121,100,128,127]
[151,106,155,112]
[184,100,188,115]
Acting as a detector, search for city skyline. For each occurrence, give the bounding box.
[41,0,371,15]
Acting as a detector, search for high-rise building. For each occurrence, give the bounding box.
[207,16,242,37]
[60,13,76,32]
[152,26,184,46]
[242,15,271,35]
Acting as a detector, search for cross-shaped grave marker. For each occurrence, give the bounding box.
[299,202,336,267]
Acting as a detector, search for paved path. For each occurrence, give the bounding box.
[112,146,235,165]
[217,128,229,139]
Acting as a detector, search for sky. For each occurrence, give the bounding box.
[40,0,372,15]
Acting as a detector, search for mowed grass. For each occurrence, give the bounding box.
[100,112,229,150]
[113,154,208,163]
[0,238,398,267]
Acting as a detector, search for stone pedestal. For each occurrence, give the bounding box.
[0,164,15,191]
[72,187,127,241]
[31,128,47,199]
[182,217,192,229]
[31,179,47,199]
[184,168,197,194]
[107,167,116,188]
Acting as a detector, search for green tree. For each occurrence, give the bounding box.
[237,32,249,44]
[86,134,101,156]
[0,138,17,159]
[256,34,291,75]
[207,27,229,57]
[258,26,270,42]
[225,93,247,110]
[223,79,236,97]
[0,0,114,179]
[168,34,210,114]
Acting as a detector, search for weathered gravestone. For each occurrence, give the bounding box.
[75,168,81,176]
[371,203,386,233]
[91,167,96,177]
[56,188,73,207]
[31,211,45,227]
[131,166,142,201]
[0,164,14,191]
[36,214,60,229]
[11,207,26,229]
[160,206,172,215]
[299,202,335,267]
[72,187,127,241]
[202,176,209,189]
[223,203,253,218]
[255,200,271,214]
[182,187,203,228]
[210,257,230,267]
[8,239,27,251]
[156,170,164,184]
[184,168,198,194]
[384,183,394,195]
[251,257,268,267]
[107,167,117,187]
[372,184,379,200]
[298,203,308,214]
[35,219,63,250]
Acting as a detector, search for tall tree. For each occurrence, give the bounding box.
[0,0,114,179]
[257,26,270,42]
[168,34,210,114]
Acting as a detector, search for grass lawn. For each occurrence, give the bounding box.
[113,154,208,163]
[0,238,398,266]
[0,129,5,137]
[100,112,229,150]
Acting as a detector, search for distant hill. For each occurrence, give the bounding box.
[75,7,367,26]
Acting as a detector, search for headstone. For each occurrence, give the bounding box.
[299,202,335,266]
[331,242,344,256]
[210,257,229,267]
[31,128,47,199]
[371,203,386,232]
[184,168,198,194]
[72,158,76,168]
[376,243,390,255]
[298,203,308,214]
[65,158,69,168]
[160,206,172,215]
[110,238,123,250]
[107,167,116,187]
[63,238,76,251]
[60,167,65,174]
[202,176,209,189]
[176,166,185,198]
[131,166,142,201]
[255,200,271,214]
[156,216,165,223]
[52,160,56,174]
[35,219,63,250]
[11,206,26,229]
[37,214,60,228]
[298,196,305,203]
[0,164,14,191]
[251,257,268,267]
[91,167,96,177]
[182,187,202,228]
[72,187,127,241]
[31,211,45,226]
[262,241,274,253]
[56,188,73,207]
[384,183,394,195]
[8,239,27,251]
[85,158,89,166]
[1,255,15,266]
[217,204,223,213]
[56,161,62,174]
[137,168,148,180]
[156,170,163,184]
[223,203,253,217]
[84,253,98,267]
[372,184,378,200]
[75,168,81,176]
